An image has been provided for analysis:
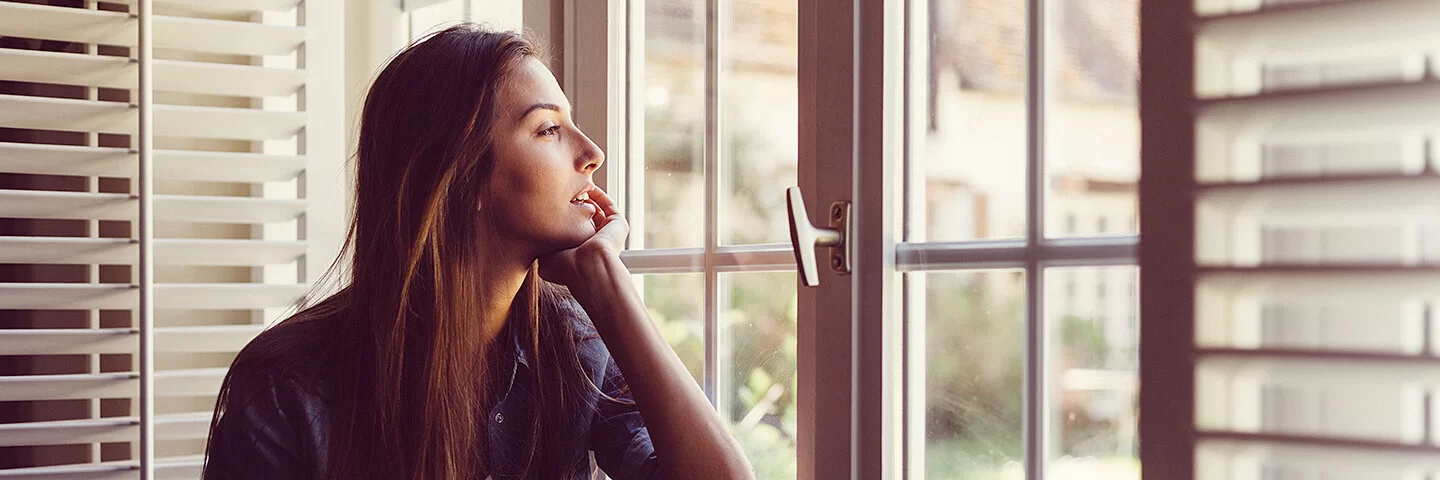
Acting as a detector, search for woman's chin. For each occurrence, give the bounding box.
[543,230,591,253]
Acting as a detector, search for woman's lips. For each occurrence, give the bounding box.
[573,198,597,214]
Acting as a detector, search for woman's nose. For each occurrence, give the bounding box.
[576,130,605,173]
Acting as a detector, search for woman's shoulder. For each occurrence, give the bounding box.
[209,315,338,479]
[228,312,347,397]
[543,286,618,378]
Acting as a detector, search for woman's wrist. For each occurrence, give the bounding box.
[569,244,628,308]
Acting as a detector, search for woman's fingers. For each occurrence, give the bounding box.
[588,198,606,228]
[589,186,621,218]
[595,214,629,247]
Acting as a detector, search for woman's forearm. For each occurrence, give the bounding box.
[570,249,754,480]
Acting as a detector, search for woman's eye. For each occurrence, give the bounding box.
[540,125,561,137]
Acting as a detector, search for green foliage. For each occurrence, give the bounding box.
[923,273,1025,476]
[1060,315,1109,368]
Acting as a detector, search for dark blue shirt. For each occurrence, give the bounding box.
[204,297,662,479]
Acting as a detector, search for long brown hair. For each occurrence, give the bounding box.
[205,25,595,479]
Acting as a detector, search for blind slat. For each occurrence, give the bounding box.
[0,325,265,356]
[0,455,205,479]
[0,190,307,224]
[0,283,308,310]
[1199,268,1440,297]
[0,464,132,480]
[0,49,307,98]
[1197,437,1440,472]
[0,2,305,57]
[0,94,307,141]
[1199,81,1440,137]
[0,237,306,266]
[1196,0,1440,58]
[0,369,226,402]
[112,0,302,14]
[1197,357,1433,444]
[0,412,211,447]
[0,142,307,183]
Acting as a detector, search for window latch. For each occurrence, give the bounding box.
[785,186,850,287]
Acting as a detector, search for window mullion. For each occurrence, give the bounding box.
[702,0,723,412]
[895,237,1139,272]
[1023,0,1049,479]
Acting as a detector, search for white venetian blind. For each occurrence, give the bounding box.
[0,0,342,477]
[1189,0,1440,477]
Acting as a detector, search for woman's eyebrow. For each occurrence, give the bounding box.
[516,103,564,121]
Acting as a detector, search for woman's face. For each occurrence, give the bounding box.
[484,57,606,257]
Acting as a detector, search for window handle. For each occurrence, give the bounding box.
[785,186,851,287]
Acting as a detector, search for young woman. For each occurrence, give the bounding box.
[202,25,752,480]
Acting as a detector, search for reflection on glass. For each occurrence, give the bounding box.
[720,0,798,246]
[912,0,1028,242]
[918,270,1025,479]
[1044,0,1139,238]
[1044,266,1138,479]
[720,272,798,479]
[635,0,706,249]
[637,273,704,384]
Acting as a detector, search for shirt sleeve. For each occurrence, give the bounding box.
[588,356,664,480]
[203,367,327,480]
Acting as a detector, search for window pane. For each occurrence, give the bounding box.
[916,269,1026,479]
[1043,0,1139,238]
[637,273,705,384]
[720,271,798,479]
[633,0,706,249]
[911,0,1028,242]
[1043,266,1138,479]
[466,0,521,31]
[408,0,464,38]
[719,0,798,246]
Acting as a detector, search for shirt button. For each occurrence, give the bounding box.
[495,412,504,424]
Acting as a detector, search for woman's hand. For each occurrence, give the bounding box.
[538,187,628,287]
[544,188,755,479]
[539,186,755,479]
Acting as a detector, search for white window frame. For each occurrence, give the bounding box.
[547,0,1145,478]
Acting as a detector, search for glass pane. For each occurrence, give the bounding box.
[1043,0,1139,238]
[1043,266,1138,479]
[720,272,798,479]
[637,273,704,384]
[632,0,707,249]
[910,0,1028,242]
[916,269,1026,479]
[719,0,799,246]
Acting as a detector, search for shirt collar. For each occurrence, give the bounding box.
[509,319,529,368]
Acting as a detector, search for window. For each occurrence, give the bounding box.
[403,0,523,38]
[906,0,1139,478]
[621,0,801,476]
[576,0,1141,477]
